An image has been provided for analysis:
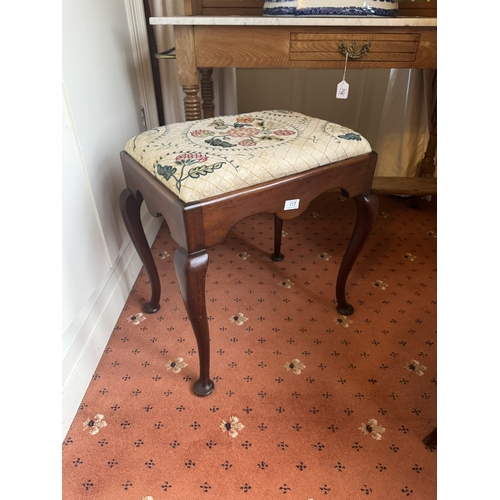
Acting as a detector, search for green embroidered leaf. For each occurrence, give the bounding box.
[157,164,177,181]
[260,135,282,141]
[338,132,362,141]
[188,162,225,179]
[205,137,235,148]
[210,119,228,130]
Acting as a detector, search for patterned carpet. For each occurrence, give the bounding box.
[62,192,437,499]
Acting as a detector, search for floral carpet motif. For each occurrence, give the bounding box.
[62,193,437,499]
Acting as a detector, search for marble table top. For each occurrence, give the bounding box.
[150,15,437,27]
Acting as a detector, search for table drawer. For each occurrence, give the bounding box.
[290,32,420,63]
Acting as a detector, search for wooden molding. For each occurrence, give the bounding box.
[124,0,159,130]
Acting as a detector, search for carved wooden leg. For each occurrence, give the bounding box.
[182,85,203,121]
[174,26,202,121]
[200,68,215,119]
[336,190,379,315]
[271,214,285,261]
[423,428,437,449]
[174,247,214,396]
[119,189,161,313]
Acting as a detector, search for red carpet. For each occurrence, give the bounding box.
[63,192,437,499]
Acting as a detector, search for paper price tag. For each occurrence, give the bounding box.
[284,199,300,210]
[336,79,349,99]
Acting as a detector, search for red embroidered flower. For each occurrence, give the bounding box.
[238,139,257,147]
[175,153,208,163]
[274,129,296,137]
[227,127,260,138]
[190,129,213,137]
[236,116,255,124]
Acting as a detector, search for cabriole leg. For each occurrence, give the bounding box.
[119,189,161,313]
[271,214,285,261]
[336,190,379,315]
[174,247,214,396]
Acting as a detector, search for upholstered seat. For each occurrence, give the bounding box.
[120,110,378,396]
[125,110,372,203]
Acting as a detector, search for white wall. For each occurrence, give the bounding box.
[62,0,162,439]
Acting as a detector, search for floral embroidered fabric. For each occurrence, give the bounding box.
[125,110,371,203]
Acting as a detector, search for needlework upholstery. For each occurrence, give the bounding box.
[124,110,372,203]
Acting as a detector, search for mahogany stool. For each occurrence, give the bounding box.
[120,110,379,396]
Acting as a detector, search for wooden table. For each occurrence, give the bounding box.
[150,5,436,194]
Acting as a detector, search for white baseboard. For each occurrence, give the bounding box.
[62,215,163,441]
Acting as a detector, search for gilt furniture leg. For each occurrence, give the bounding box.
[174,247,214,396]
[271,214,285,261]
[119,189,161,313]
[336,190,379,315]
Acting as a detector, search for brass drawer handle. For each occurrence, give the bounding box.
[338,40,371,59]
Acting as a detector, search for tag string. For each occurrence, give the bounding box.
[342,51,348,81]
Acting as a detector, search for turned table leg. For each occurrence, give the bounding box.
[119,189,161,313]
[174,26,203,121]
[174,247,214,396]
[182,85,203,121]
[336,190,379,315]
[200,68,215,119]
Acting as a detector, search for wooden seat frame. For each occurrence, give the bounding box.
[120,149,379,396]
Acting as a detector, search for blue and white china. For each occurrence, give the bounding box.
[263,0,398,17]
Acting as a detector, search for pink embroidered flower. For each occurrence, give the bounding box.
[190,129,214,138]
[236,116,255,124]
[175,153,208,163]
[274,129,296,137]
[238,139,257,147]
[227,127,260,137]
